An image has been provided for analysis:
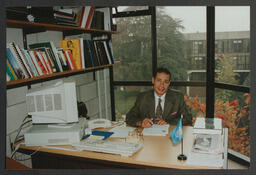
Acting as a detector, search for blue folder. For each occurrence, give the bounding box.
[82,131,114,140]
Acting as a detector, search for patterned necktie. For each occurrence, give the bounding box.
[156,98,163,118]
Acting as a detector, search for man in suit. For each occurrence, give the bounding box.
[126,67,192,128]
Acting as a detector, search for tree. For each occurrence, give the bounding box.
[112,7,187,81]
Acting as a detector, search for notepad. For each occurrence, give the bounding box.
[142,124,169,136]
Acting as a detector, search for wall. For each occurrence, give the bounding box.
[6,29,112,167]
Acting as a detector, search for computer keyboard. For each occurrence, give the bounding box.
[71,139,143,157]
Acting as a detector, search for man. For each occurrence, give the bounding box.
[126,68,192,128]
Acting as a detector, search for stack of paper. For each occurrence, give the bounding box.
[193,118,222,135]
[186,152,224,167]
[192,134,224,154]
[109,126,136,138]
[142,124,169,136]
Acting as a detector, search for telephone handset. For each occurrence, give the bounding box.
[88,118,112,129]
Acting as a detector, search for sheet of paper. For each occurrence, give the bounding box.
[186,152,224,167]
[109,126,136,138]
[142,124,169,136]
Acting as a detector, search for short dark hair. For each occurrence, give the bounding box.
[153,67,171,79]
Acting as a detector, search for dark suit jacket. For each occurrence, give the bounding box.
[126,89,192,127]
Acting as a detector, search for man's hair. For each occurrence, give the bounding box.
[153,67,171,79]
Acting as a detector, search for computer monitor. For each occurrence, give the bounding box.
[26,80,78,124]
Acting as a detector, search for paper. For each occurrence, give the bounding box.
[142,124,169,136]
[193,118,222,135]
[109,126,136,138]
[88,135,105,140]
[192,134,224,154]
[186,152,224,167]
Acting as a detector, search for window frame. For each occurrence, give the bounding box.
[111,3,253,166]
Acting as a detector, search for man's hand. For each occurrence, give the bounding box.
[154,118,167,125]
[141,118,154,128]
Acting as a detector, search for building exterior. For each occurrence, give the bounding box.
[184,31,250,98]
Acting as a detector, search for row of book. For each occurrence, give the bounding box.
[6,38,115,81]
[7,7,111,30]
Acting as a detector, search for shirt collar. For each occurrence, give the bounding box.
[154,91,166,101]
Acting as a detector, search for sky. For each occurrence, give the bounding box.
[118,6,250,33]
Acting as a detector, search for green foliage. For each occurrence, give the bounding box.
[112,7,188,81]
[215,55,240,102]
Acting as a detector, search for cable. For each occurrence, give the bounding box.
[11,115,32,157]
[13,146,41,161]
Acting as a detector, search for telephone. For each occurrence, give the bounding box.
[88,118,112,129]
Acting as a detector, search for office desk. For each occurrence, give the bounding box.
[17,126,227,169]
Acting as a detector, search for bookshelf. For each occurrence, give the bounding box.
[6,12,118,89]
[6,62,120,89]
[6,19,118,35]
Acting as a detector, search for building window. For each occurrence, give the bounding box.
[232,39,243,53]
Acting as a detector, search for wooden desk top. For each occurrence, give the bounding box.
[17,126,224,169]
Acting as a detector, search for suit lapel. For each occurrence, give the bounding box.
[146,90,155,118]
[163,90,175,118]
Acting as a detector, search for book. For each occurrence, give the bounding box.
[6,59,18,80]
[36,51,50,74]
[91,11,104,30]
[64,50,76,70]
[21,49,39,77]
[80,6,93,28]
[103,41,113,64]
[60,39,82,69]
[6,47,23,79]
[57,48,69,71]
[85,40,96,67]
[83,40,94,68]
[95,7,111,30]
[8,43,30,78]
[29,41,63,72]
[79,38,85,69]
[45,48,58,72]
[28,50,44,75]
[35,48,54,73]
[193,118,222,135]
[14,44,34,77]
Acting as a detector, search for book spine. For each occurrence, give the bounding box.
[85,7,94,29]
[50,41,63,72]
[22,49,39,77]
[81,6,91,28]
[103,41,113,64]
[92,41,101,66]
[80,38,85,69]
[6,47,22,79]
[6,59,18,80]
[64,50,74,70]
[40,50,54,73]
[14,44,34,78]
[86,40,96,67]
[45,48,58,72]
[36,51,50,74]
[8,43,30,78]
[28,50,43,75]
[57,49,69,71]
[65,50,76,70]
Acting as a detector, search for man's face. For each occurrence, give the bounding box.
[152,72,171,97]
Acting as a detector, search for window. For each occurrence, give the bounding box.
[156,6,206,81]
[215,6,250,159]
[112,8,152,81]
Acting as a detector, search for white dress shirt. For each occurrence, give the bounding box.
[154,92,166,114]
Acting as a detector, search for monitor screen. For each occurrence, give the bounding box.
[26,80,78,124]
